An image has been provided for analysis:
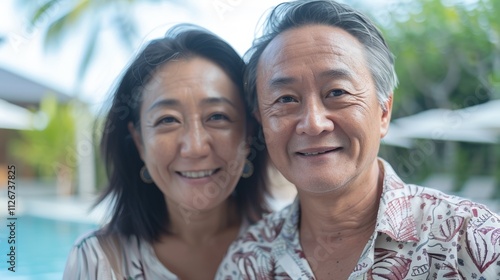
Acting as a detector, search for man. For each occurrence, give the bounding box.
[217,0,500,279]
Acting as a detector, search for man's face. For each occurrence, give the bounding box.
[255,24,392,194]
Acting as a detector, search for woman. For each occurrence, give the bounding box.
[63,24,269,280]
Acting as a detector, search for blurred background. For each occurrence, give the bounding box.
[0,0,499,278]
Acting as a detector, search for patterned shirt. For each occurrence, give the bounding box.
[217,159,500,280]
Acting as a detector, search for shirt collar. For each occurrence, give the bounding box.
[281,196,301,243]
[375,158,419,242]
[280,158,420,243]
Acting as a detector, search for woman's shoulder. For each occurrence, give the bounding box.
[71,228,147,256]
[71,229,102,248]
[63,229,150,280]
[66,229,125,265]
[63,229,115,280]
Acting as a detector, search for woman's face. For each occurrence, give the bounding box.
[130,56,249,212]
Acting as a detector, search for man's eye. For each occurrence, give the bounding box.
[277,96,297,103]
[208,113,229,121]
[328,89,346,97]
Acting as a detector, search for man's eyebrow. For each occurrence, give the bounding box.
[200,97,238,109]
[318,68,354,80]
[268,69,354,89]
[147,99,180,113]
[268,77,297,89]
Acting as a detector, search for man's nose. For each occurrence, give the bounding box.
[296,97,334,135]
[180,121,210,158]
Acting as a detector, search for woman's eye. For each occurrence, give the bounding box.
[156,116,178,126]
[277,96,297,103]
[208,113,229,121]
[328,89,346,97]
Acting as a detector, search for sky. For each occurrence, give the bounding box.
[0,0,392,111]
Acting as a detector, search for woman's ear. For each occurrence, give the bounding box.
[253,108,261,124]
[128,122,145,160]
[244,125,255,159]
[380,95,393,138]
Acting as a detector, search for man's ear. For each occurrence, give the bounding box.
[128,122,145,160]
[380,95,393,138]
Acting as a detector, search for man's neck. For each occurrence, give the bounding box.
[298,160,384,240]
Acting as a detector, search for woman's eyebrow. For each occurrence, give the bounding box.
[200,97,238,109]
[147,99,180,113]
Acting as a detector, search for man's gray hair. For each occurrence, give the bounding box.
[245,0,398,112]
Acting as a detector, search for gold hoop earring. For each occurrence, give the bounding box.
[140,166,153,183]
[241,159,254,178]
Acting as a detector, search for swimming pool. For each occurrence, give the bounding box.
[0,215,98,279]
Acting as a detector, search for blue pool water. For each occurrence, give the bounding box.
[0,215,98,279]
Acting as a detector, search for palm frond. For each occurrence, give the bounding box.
[76,22,100,87]
[30,0,61,27]
[113,12,138,50]
[43,0,92,49]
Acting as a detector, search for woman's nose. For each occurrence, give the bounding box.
[180,121,210,158]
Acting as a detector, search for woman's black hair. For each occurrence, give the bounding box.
[96,24,269,242]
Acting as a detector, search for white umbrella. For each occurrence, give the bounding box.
[387,106,499,144]
[0,98,33,130]
[382,124,414,148]
[452,99,500,131]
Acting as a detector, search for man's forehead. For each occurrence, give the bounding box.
[257,24,364,77]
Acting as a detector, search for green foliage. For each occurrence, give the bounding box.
[9,95,76,178]
[451,142,491,192]
[371,0,500,196]
[375,0,500,118]
[494,144,500,198]
[91,116,108,191]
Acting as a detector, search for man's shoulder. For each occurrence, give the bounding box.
[407,184,497,214]
[381,159,498,220]
[393,184,500,234]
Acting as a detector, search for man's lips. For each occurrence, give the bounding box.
[296,147,341,156]
[176,168,220,179]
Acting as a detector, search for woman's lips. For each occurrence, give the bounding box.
[177,168,220,179]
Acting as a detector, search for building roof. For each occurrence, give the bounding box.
[0,98,33,130]
[0,67,72,106]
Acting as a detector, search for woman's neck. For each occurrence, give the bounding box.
[152,198,242,279]
[164,198,240,246]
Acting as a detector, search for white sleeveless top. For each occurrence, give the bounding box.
[63,219,249,280]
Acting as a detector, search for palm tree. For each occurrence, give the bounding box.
[18,0,189,82]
